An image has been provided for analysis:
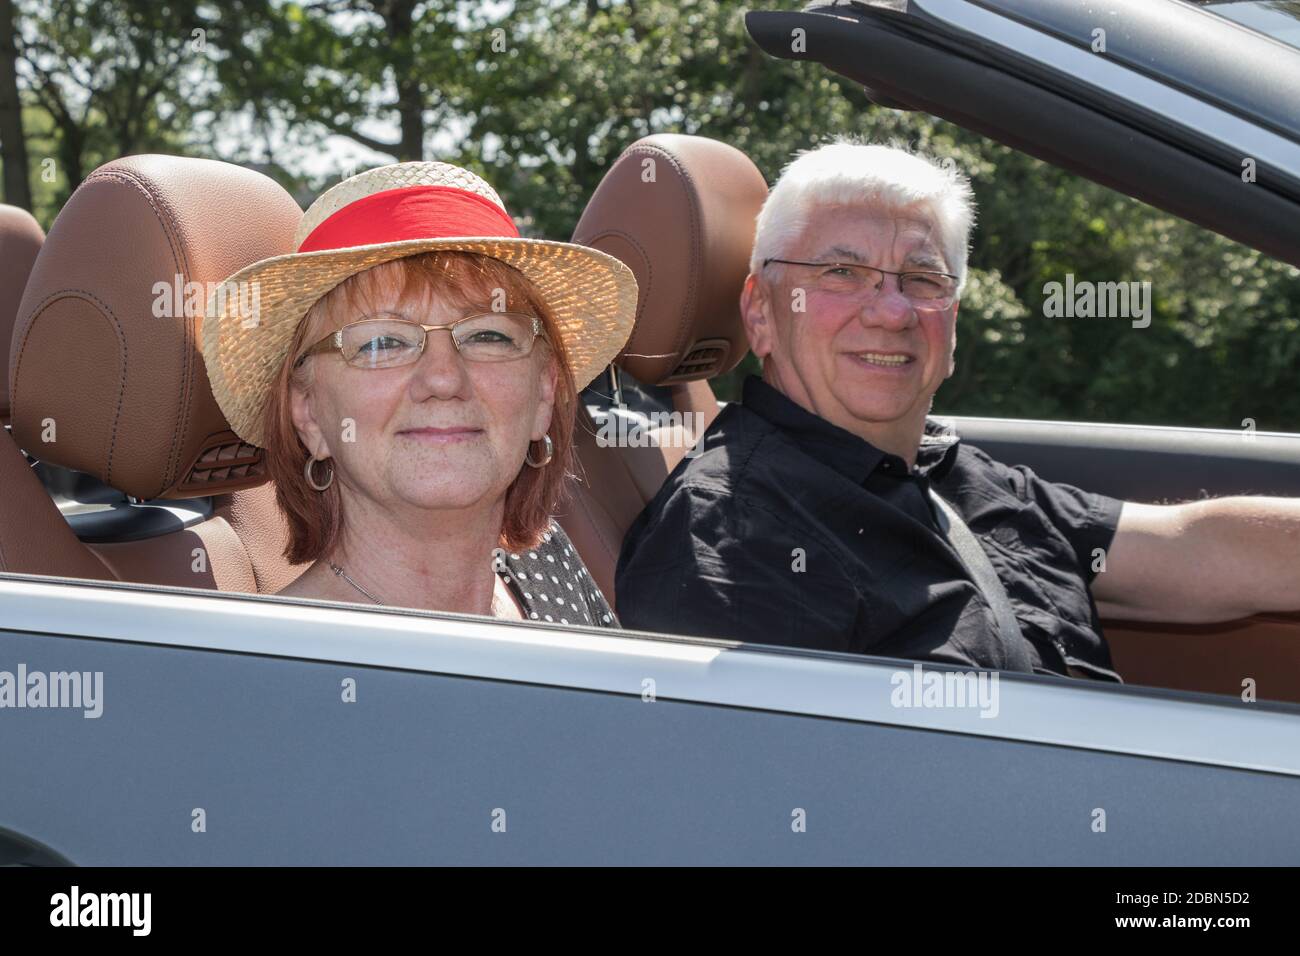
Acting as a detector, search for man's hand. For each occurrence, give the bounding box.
[1093,497,1300,623]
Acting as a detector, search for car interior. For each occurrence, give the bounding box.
[2,155,304,593]
[3,132,1300,705]
[0,204,42,433]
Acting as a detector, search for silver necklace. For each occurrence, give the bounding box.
[328,560,515,616]
[329,562,385,605]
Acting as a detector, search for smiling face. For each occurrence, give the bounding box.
[741,203,959,454]
[289,259,557,523]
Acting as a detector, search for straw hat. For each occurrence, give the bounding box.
[201,161,639,448]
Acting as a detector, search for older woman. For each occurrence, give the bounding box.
[201,161,637,625]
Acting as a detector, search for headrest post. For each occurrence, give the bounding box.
[607,364,624,408]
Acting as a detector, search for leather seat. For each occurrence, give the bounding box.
[558,134,768,603]
[0,204,44,429]
[3,141,764,604]
[3,155,307,592]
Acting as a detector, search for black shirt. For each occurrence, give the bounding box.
[615,376,1124,680]
[495,523,618,628]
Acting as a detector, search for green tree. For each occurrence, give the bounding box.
[10,0,1298,430]
[0,0,32,209]
[201,0,483,168]
[14,0,210,211]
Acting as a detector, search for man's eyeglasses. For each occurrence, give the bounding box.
[763,258,959,308]
[295,312,545,370]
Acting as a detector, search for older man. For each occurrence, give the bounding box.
[615,140,1300,679]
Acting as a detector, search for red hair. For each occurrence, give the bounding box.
[261,251,578,565]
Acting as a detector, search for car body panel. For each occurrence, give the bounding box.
[1,575,1298,864]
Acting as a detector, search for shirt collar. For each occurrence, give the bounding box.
[741,375,962,483]
[917,416,962,480]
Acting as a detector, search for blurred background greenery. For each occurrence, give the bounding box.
[3,0,1298,430]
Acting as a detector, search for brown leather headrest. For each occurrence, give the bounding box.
[572,134,768,385]
[0,205,45,422]
[9,155,302,500]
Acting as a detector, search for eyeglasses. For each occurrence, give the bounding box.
[763,258,959,308]
[295,312,545,370]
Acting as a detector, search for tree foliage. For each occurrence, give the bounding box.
[5,0,1298,431]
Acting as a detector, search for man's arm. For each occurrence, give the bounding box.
[1092,497,1300,623]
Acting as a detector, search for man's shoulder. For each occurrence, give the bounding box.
[652,399,803,506]
[925,419,1014,484]
[621,400,805,559]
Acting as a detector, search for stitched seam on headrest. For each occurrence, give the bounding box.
[580,228,651,347]
[12,288,129,490]
[625,145,702,366]
[85,167,194,492]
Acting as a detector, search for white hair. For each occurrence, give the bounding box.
[750,139,977,296]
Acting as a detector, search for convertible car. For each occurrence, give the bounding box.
[1,0,1298,865]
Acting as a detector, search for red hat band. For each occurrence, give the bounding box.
[297,185,520,254]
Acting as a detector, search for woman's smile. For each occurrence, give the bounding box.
[396,425,485,444]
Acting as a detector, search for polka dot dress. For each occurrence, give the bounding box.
[493,523,618,628]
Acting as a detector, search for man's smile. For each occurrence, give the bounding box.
[846,350,915,369]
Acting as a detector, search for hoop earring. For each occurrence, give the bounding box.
[525,434,554,468]
[304,455,334,491]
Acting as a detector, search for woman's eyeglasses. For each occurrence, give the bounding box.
[295,312,545,370]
